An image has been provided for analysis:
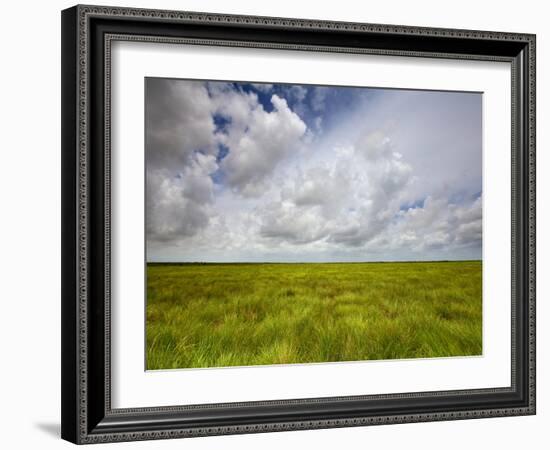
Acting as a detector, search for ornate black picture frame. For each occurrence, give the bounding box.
[61,4,536,444]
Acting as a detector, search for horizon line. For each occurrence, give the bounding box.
[147,259,482,264]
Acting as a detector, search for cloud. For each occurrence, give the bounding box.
[145,81,309,244]
[145,79,482,262]
[390,195,482,253]
[218,94,307,196]
[310,86,328,112]
[253,123,480,258]
[145,79,224,245]
[250,83,273,93]
[146,153,218,243]
[283,85,308,103]
[259,201,328,245]
[358,90,482,204]
[356,130,413,202]
[145,78,217,170]
[208,82,259,130]
[259,129,414,248]
[283,165,351,212]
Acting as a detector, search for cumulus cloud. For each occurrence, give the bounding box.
[145,79,482,262]
[146,81,308,243]
[208,82,259,130]
[283,85,308,103]
[310,86,328,112]
[250,83,273,93]
[218,94,307,196]
[389,195,482,253]
[145,78,221,245]
[146,153,218,243]
[284,165,351,214]
[258,129,414,248]
[259,201,328,245]
[145,78,217,170]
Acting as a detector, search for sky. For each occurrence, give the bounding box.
[145,78,482,262]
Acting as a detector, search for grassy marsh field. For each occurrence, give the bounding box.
[146,261,482,370]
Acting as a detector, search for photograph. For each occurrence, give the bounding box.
[145,78,483,370]
[57,3,536,445]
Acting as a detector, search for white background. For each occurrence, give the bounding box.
[0,0,546,449]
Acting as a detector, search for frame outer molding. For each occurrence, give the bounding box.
[61,4,536,444]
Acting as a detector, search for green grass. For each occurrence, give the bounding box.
[146,261,482,369]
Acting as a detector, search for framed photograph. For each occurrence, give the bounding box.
[61,5,536,444]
